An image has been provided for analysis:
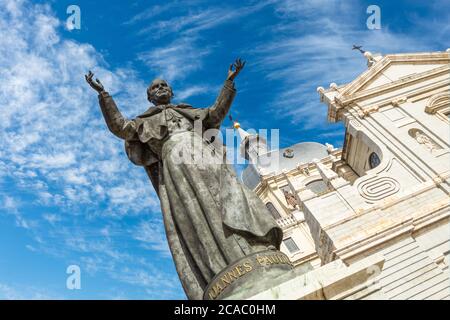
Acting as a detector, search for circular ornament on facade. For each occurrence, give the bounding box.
[283,148,294,158]
[369,152,381,169]
[357,176,400,203]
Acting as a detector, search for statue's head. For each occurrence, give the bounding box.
[147,79,174,105]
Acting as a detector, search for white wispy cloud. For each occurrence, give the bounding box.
[0,194,36,229]
[123,2,182,25]
[249,0,448,136]
[0,0,159,215]
[174,84,218,101]
[0,0,183,298]
[111,266,182,299]
[136,1,273,39]
[133,219,171,257]
[42,213,61,224]
[0,283,22,299]
[137,37,212,83]
[0,282,61,300]
[134,1,272,84]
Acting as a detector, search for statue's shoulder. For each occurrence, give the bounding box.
[136,106,161,119]
[138,103,194,116]
[173,104,210,122]
[175,103,195,109]
[135,103,206,122]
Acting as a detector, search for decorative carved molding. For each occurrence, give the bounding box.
[302,167,310,176]
[339,54,450,99]
[433,175,444,185]
[362,106,380,117]
[392,96,408,107]
[408,128,442,154]
[324,53,450,123]
[357,176,400,203]
[425,92,450,123]
[425,92,450,113]
[353,103,380,118]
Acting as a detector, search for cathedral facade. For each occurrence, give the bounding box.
[236,49,450,300]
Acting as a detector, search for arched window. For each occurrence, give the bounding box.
[265,202,281,219]
[283,237,300,253]
[425,93,450,123]
[368,152,381,169]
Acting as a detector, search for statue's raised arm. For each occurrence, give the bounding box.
[206,58,245,129]
[85,70,105,94]
[85,71,136,140]
[84,60,285,301]
[226,57,245,82]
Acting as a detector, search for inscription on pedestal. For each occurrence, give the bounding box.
[205,250,294,300]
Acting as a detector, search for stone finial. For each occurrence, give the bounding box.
[329,83,338,90]
[364,51,376,67]
[317,86,325,93]
[325,143,334,153]
[302,167,310,176]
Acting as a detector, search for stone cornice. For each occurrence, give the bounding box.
[350,78,449,119]
[339,52,450,98]
[328,190,449,262]
[321,51,450,122]
[338,64,450,106]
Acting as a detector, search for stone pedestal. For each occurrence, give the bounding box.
[226,254,385,300]
[204,250,294,300]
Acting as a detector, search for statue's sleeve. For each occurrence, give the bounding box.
[205,79,236,129]
[98,91,136,140]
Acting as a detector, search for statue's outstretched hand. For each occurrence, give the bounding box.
[227,58,245,81]
[85,70,105,93]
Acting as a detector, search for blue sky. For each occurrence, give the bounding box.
[0,0,448,299]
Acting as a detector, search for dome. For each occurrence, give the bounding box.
[241,142,329,189]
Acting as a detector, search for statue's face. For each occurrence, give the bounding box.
[148,79,173,105]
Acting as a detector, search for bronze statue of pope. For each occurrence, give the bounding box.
[85,59,282,300]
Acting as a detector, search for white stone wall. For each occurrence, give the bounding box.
[249,50,449,300]
[315,50,450,299]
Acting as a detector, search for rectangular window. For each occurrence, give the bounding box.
[266,202,281,219]
[283,237,300,253]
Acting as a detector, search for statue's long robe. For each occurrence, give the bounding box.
[98,80,282,300]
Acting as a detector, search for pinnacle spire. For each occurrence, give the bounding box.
[230,115,268,163]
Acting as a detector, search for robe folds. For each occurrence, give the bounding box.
[97,80,282,300]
